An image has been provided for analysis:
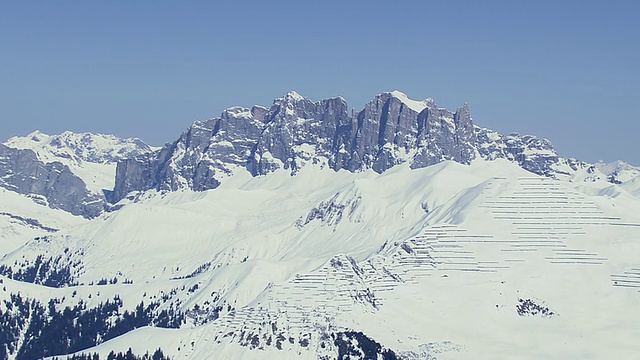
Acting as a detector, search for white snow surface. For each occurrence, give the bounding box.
[389,90,434,113]
[2,158,640,359]
[556,159,640,198]
[0,187,86,256]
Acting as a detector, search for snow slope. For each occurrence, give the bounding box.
[3,158,639,359]
[0,187,86,256]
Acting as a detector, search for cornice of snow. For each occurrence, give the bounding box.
[387,90,435,113]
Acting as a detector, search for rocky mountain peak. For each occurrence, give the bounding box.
[0,143,105,218]
[5,130,156,165]
[1,131,156,218]
[111,91,489,202]
[281,90,306,102]
[106,90,631,204]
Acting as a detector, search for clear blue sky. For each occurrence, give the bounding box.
[1,1,639,164]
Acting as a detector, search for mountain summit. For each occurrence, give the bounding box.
[112,91,577,203]
[0,131,156,220]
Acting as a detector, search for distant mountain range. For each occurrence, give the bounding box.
[0,91,639,359]
[3,90,638,219]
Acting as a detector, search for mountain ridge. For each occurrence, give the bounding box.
[111,90,610,203]
[2,91,638,219]
[0,131,156,221]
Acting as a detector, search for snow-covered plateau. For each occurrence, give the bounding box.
[1,91,639,360]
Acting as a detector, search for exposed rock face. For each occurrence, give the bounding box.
[348,93,422,172]
[113,105,267,201]
[0,144,105,218]
[4,130,157,210]
[475,128,561,176]
[111,91,570,202]
[249,92,350,175]
[112,150,163,202]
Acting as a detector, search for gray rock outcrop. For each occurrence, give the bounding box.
[0,144,105,218]
[111,91,569,202]
[475,127,562,176]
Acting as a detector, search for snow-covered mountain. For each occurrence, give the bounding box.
[0,91,639,360]
[4,131,156,195]
[112,90,638,206]
[0,131,155,215]
[0,132,155,258]
[0,143,105,218]
[112,91,558,202]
